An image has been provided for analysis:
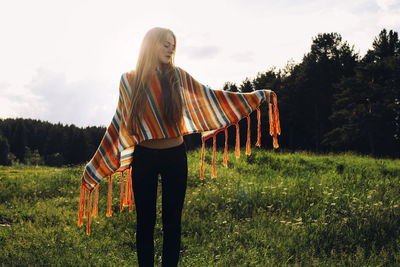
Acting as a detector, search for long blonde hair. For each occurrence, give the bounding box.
[127,27,183,136]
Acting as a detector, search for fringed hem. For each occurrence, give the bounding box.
[78,166,133,235]
[199,92,281,179]
[246,116,251,156]
[106,175,112,217]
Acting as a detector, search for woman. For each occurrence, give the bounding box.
[78,27,280,267]
[127,27,187,267]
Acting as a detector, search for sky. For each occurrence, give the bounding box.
[1,0,399,128]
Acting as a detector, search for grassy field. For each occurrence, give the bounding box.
[0,148,400,266]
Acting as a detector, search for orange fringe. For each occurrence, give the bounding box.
[92,185,99,217]
[223,128,228,167]
[235,123,240,158]
[269,92,281,148]
[78,183,85,226]
[246,116,251,156]
[86,190,92,235]
[272,92,281,135]
[124,167,132,211]
[212,136,217,178]
[124,169,130,206]
[106,175,112,217]
[128,167,133,211]
[269,102,274,136]
[200,138,205,180]
[256,107,261,147]
[120,171,124,212]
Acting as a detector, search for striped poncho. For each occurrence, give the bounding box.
[78,66,280,235]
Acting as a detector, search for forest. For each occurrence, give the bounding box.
[0,28,399,166]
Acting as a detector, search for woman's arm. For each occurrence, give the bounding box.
[81,73,136,191]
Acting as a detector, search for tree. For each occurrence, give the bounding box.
[10,119,27,162]
[0,134,10,165]
[239,78,253,92]
[325,29,400,156]
[252,68,281,91]
[222,82,238,92]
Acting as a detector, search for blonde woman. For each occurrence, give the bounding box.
[127,28,187,267]
[79,27,280,267]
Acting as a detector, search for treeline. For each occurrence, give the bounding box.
[223,29,400,157]
[0,29,399,166]
[0,118,105,166]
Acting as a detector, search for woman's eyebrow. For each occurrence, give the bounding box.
[164,41,175,47]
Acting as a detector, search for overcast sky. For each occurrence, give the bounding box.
[1,0,399,127]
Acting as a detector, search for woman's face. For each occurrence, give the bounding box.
[158,33,175,66]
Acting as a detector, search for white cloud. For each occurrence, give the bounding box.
[180,45,220,60]
[376,0,400,28]
[376,0,400,10]
[1,68,118,127]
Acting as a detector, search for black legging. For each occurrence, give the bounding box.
[131,142,188,267]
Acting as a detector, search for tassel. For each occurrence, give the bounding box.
[272,92,281,135]
[82,185,86,218]
[235,123,240,158]
[128,167,133,212]
[107,175,112,217]
[124,169,130,206]
[78,183,85,226]
[270,92,280,149]
[92,185,99,218]
[86,190,92,235]
[269,102,278,149]
[256,107,261,147]
[246,116,251,156]
[269,102,274,136]
[200,138,205,180]
[211,135,217,178]
[120,171,125,212]
[223,128,228,167]
[273,134,278,148]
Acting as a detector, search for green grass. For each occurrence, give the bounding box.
[1,149,400,266]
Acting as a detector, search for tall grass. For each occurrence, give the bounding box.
[0,150,399,266]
